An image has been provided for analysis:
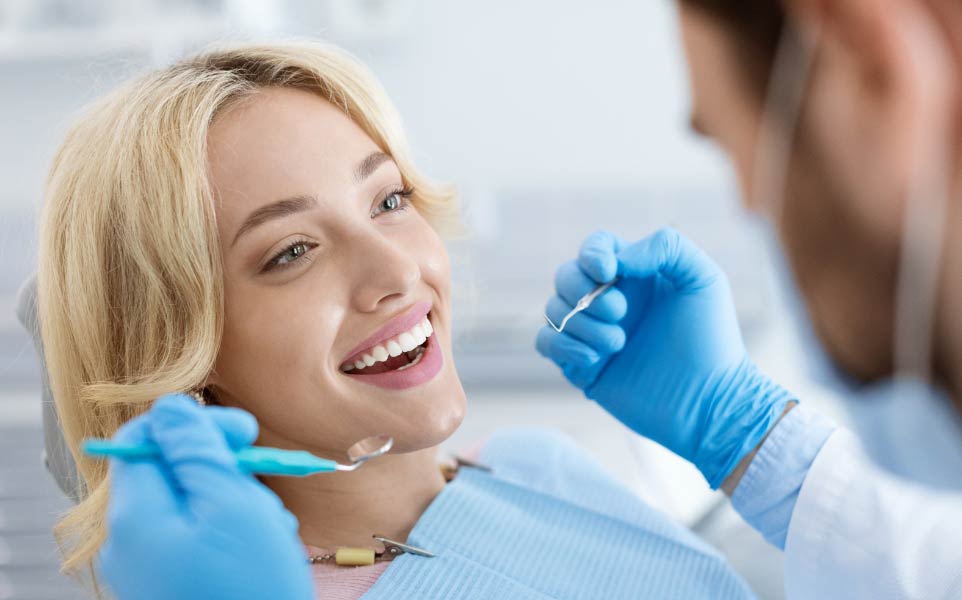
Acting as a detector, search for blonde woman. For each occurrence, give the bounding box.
[33,41,756,599]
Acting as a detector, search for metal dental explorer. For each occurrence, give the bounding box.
[544,279,619,334]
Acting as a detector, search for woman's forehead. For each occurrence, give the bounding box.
[207,87,384,220]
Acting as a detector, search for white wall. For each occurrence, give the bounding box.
[327,1,734,190]
[0,0,735,206]
[0,0,766,390]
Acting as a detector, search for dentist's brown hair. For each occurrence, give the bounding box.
[682,0,785,90]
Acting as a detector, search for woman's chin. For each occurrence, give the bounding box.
[389,382,467,453]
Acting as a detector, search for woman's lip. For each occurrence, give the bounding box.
[343,333,443,390]
[341,301,433,364]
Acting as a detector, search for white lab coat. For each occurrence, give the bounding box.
[785,378,962,600]
[763,233,962,598]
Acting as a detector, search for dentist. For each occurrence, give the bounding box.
[538,0,962,598]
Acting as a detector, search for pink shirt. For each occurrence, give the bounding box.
[305,545,390,600]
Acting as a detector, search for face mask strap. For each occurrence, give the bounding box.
[893,129,952,382]
[749,17,819,228]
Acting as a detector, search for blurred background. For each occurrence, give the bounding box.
[0,1,846,598]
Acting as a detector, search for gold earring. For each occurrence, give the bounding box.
[188,388,206,406]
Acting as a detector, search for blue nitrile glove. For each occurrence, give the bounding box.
[97,393,314,600]
[536,228,794,488]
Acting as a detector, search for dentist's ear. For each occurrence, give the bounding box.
[776,0,957,239]
[923,0,962,63]
[922,0,962,109]
[918,0,962,200]
[781,0,951,98]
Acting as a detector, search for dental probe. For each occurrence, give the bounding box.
[82,434,393,477]
[544,279,620,334]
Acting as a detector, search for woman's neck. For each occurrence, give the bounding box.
[261,446,446,550]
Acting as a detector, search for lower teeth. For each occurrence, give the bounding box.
[395,347,426,372]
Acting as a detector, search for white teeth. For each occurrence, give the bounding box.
[398,332,417,352]
[342,314,436,373]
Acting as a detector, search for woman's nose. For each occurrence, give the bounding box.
[345,229,420,312]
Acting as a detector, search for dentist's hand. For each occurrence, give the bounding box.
[97,394,314,600]
[537,228,794,488]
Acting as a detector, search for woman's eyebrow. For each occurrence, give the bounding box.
[354,151,393,183]
[230,151,395,249]
[231,195,317,248]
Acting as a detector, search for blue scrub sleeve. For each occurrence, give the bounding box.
[730,404,837,550]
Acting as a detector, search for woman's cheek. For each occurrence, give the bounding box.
[416,226,451,288]
[424,251,450,291]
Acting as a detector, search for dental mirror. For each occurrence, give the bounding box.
[340,434,394,471]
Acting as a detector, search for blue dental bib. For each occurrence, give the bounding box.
[362,428,755,599]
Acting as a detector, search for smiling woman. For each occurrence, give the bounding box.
[37,41,463,595]
[36,40,757,600]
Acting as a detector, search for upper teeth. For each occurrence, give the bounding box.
[342,316,434,372]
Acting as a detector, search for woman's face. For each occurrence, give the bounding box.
[205,87,465,457]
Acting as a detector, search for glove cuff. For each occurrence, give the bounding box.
[697,357,796,489]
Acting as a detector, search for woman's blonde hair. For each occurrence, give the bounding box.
[37,40,458,595]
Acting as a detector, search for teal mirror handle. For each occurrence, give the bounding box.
[235,446,338,476]
[81,439,339,477]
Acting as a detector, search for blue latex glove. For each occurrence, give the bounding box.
[97,393,314,600]
[536,228,794,488]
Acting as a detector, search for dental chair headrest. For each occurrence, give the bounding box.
[16,273,83,503]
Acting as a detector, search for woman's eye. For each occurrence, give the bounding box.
[372,187,414,217]
[264,241,315,273]
[382,194,401,211]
